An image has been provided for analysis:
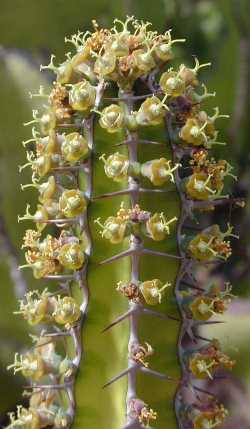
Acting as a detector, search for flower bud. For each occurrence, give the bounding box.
[146,213,177,241]
[38,176,57,202]
[69,80,96,112]
[61,132,89,162]
[58,242,85,270]
[53,296,81,327]
[133,49,156,73]
[100,152,129,182]
[136,96,168,126]
[185,172,218,200]
[139,279,170,305]
[14,290,50,325]
[41,55,74,84]
[59,189,87,218]
[7,352,45,380]
[190,296,216,321]
[40,110,57,135]
[180,118,208,146]
[141,158,179,186]
[99,104,125,133]
[188,225,235,261]
[34,155,52,178]
[94,51,117,76]
[95,216,128,244]
[159,70,185,97]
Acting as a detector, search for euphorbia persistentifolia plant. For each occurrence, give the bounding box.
[6,16,244,429]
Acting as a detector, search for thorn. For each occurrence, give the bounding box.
[103,91,162,102]
[139,188,174,194]
[191,384,216,398]
[52,165,82,172]
[23,382,73,390]
[103,367,134,388]
[213,375,229,380]
[44,274,76,281]
[193,196,245,210]
[41,331,71,338]
[143,248,182,260]
[35,218,80,225]
[93,189,132,200]
[98,249,135,265]
[142,307,180,322]
[193,259,225,268]
[180,280,205,292]
[102,309,135,333]
[194,335,212,342]
[196,320,225,325]
[93,188,173,200]
[140,366,175,380]
[57,123,82,129]
[115,139,164,147]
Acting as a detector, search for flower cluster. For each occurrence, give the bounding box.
[96,95,170,132]
[10,15,241,429]
[6,391,70,429]
[19,185,86,231]
[15,289,80,328]
[117,278,171,305]
[188,224,238,261]
[21,129,89,181]
[100,152,180,186]
[189,340,235,379]
[129,398,157,427]
[188,282,234,321]
[95,203,177,244]
[192,404,228,429]
[24,80,96,137]
[179,107,228,149]
[20,229,85,278]
[41,17,185,90]
[129,342,154,367]
[185,149,236,201]
[8,336,74,380]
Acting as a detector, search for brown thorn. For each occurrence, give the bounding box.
[195,320,225,325]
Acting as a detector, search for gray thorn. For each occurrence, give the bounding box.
[102,309,136,333]
[142,307,180,322]
[98,249,135,265]
[103,367,135,388]
[140,366,175,380]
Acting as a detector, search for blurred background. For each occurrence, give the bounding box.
[0,0,249,427]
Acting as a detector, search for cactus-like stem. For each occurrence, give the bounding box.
[9,17,241,429]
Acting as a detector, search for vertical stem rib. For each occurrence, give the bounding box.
[124,93,142,426]
[165,115,188,429]
[69,81,105,417]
